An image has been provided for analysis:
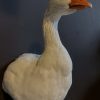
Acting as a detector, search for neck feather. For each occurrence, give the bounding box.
[43,13,62,49]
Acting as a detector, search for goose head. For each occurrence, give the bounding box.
[47,0,92,18]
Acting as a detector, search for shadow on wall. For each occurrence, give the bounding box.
[95,38,100,62]
[82,35,100,100]
[0,61,13,100]
[82,78,100,100]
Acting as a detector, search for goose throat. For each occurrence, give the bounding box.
[43,12,62,49]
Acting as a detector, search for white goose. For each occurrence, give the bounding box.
[2,0,92,100]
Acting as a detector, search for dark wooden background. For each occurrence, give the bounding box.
[0,0,100,100]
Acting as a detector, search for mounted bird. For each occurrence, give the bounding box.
[2,0,92,100]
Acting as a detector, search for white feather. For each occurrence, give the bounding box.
[2,0,74,100]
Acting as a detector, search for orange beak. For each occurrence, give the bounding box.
[69,0,92,10]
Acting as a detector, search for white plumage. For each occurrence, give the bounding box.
[2,0,92,100]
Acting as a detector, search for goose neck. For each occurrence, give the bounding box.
[43,13,63,50]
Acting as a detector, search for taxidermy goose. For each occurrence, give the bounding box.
[2,0,92,100]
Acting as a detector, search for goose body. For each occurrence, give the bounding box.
[3,51,72,100]
[3,17,72,100]
[2,0,92,100]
